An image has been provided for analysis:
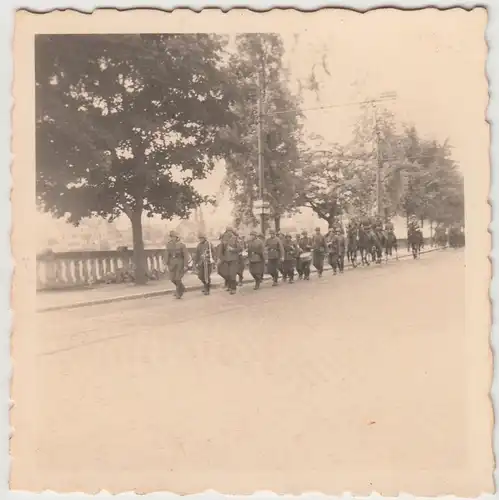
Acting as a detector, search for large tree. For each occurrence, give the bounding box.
[297,134,376,226]
[223,34,303,232]
[36,34,237,283]
[348,106,465,226]
[396,129,465,225]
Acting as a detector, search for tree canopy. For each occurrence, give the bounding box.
[36,34,238,282]
[296,105,465,228]
[222,33,303,231]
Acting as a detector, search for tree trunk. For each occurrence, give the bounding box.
[274,216,281,233]
[130,209,148,285]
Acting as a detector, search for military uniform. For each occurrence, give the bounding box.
[298,233,313,279]
[247,232,265,289]
[336,230,346,272]
[294,235,303,278]
[265,231,284,285]
[282,236,297,283]
[278,233,286,281]
[220,231,242,294]
[384,221,397,256]
[327,231,338,274]
[312,229,326,277]
[195,237,215,295]
[237,236,247,285]
[165,234,189,299]
[216,233,230,290]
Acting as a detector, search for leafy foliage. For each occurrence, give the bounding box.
[222,34,303,228]
[36,34,238,282]
[298,105,465,228]
[297,135,376,225]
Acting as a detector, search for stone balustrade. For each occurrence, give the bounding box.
[36,248,197,291]
[36,237,431,291]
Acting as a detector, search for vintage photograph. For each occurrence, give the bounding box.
[11,8,492,496]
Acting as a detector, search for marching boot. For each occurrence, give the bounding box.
[254,277,261,290]
[238,275,243,287]
[272,274,278,286]
[172,281,180,299]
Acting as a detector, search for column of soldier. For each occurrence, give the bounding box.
[164,215,408,300]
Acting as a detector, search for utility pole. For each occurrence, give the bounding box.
[257,67,266,234]
[373,103,383,218]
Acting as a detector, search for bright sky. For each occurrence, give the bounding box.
[194,9,487,222]
[38,8,488,240]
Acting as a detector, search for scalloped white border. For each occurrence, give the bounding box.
[3,1,497,499]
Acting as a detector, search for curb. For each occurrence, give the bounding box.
[38,247,440,313]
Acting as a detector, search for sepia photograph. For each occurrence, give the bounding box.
[10,7,492,496]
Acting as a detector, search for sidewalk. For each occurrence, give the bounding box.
[37,248,439,312]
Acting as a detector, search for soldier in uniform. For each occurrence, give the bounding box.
[216,232,229,290]
[194,232,215,295]
[298,230,313,280]
[265,228,284,286]
[277,232,287,281]
[407,215,419,250]
[282,234,298,283]
[312,227,327,277]
[336,227,346,273]
[165,230,189,299]
[327,229,339,274]
[237,234,247,286]
[247,230,265,289]
[294,233,303,279]
[219,227,242,294]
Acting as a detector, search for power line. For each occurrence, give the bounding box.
[265,96,397,118]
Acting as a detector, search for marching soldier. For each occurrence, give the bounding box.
[407,215,420,250]
[237,234,247,286]
[336,227,346,273]
[265,228,284,286]
[247,230,265,289]
[278,231,287,281]
[312,227,327,277]
[194,232,215,295]
[298,230,313,280]
[220,226,242,294]
[295,233,303,279]
[216,232,230,290]
[327,228,339,274]
[282,234,298,283]
[165,230,189,299]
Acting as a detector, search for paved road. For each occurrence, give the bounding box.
[12,250,482,494]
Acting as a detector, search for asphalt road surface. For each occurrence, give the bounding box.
[11,250,486,494]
